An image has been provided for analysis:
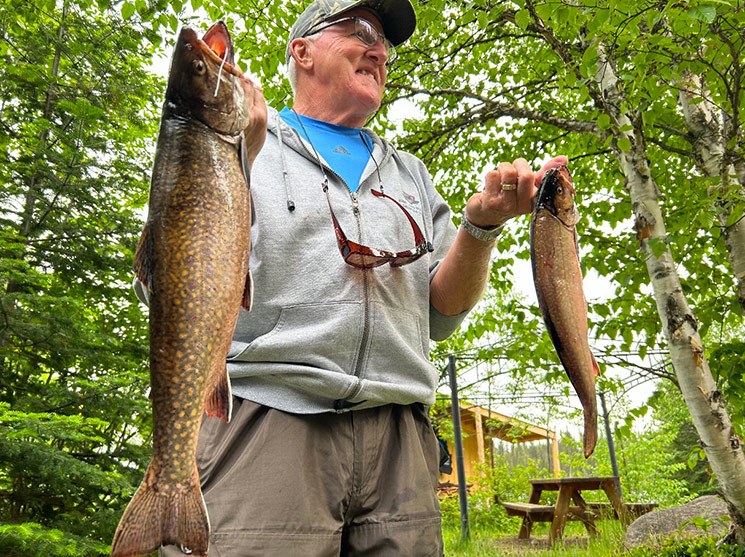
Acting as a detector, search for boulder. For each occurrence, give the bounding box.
[625,495,731,549]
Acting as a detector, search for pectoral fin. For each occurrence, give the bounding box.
[591,351,600,377]
[204,361,232,423]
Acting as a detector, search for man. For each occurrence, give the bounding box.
[158,0,566,555]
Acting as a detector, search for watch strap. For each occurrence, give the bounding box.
[461,209,505,242]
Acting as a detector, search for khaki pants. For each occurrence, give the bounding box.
[160,398,443,557]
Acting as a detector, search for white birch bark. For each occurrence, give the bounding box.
[678,72,745,315]
[595,47,745,540]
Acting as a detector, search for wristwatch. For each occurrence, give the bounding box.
[461,209,506,242]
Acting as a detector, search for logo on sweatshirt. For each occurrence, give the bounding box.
[333,145,351,155]
[403,192,419,206]
[399,191,422,214]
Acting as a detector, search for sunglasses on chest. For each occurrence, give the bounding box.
[293,111,433,269]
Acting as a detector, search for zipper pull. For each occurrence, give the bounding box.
[350,192,360,215]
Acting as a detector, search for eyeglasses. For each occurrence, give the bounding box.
[322,180,433,268]
[306,16,398,66]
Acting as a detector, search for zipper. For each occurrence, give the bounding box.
[290,128,373,384]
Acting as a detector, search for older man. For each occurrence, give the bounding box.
[159,0,565,555]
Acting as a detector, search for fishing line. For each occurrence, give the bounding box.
[214,54,227,97]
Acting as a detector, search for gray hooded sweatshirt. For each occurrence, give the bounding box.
[136,107,469,414]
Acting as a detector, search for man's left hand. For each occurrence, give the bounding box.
[464,156,569,228]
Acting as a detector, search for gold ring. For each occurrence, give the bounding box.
[502,183,517,191]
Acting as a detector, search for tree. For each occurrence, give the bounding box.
[0,0,163,552]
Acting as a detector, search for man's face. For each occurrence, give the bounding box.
[308,9,389,122]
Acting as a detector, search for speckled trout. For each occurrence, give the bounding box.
[530,166,599,459]
[111,22,262,557]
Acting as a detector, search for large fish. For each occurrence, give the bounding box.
[530,165,599,458]
[111,21,262,557]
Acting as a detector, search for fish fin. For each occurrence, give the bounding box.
[133,223,153,292]
[591,352,601,377]
[242,269,253,312]
[110,469,209,557]
[204,364,232,422]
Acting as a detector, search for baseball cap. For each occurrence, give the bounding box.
[285,0,416,62]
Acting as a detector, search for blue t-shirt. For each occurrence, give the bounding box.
[280,107,372,193]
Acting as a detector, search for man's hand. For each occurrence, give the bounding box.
[240,76,268,170]
[464,156,569,228]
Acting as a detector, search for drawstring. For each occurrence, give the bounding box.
[275,111,296,212]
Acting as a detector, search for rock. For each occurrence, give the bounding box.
[625,495,731,549]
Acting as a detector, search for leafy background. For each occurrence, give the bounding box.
[1,0,744,554]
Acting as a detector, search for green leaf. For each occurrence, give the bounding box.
[121,1,135,20]
[691,5,717,23]
[514,8,530,29]
[617,136,632,151]
[648,237,668,258]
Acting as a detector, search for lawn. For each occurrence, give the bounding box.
[442,519,629,556]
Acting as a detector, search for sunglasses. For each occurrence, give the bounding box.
[322,180,433,268]
[306,16,398,66]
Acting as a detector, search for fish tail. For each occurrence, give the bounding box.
[583,406,598,459]
[110,469,209,557]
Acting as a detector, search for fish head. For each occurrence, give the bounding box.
[534,165,577,224]
[164,22,250,135]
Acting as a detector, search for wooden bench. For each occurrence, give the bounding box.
[585,502,658,519]
[502,501,657,538]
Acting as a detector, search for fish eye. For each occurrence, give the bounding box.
[192,59,206,75]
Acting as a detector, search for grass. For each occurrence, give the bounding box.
[443,519,629,556]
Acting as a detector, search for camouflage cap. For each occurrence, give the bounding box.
[285,0,416,62]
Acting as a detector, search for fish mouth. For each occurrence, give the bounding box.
[554,165,575,195]
[197,21,246,81]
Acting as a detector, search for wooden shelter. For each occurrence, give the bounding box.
[439,404,560,488]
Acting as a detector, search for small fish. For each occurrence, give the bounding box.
[111,21,262,557]
[530,165,599,458]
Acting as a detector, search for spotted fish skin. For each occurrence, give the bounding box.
[530,166,599,459]
[111,22,259,557]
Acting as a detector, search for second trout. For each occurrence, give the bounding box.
[530,165,599,458]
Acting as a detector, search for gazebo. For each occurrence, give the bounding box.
[438,404,560,489]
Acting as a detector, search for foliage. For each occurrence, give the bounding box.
[443,457,547,534]
[649,381,721,497]
[0,522,109,557]
[625,536,745,557]
[0,0,161,550]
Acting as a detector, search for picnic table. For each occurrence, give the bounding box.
[502,476,656,544]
